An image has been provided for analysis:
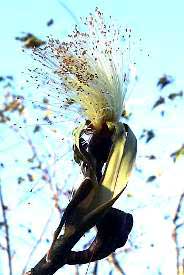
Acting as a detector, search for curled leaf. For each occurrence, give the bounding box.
[47,122,137,261]
[66,208,133,264]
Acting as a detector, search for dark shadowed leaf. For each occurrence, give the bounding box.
[27,173,34,182]
[66,208,133,264]
[157,74,174,89]
[145,155,156,160]
[17,176,25,184]
[168,91,183,100]
[33,125,41,133]
[47,19,54,26]
[0,222,5,227]
[140,129,155,143]
[146,175,156,182]
[152,96,165,109]
[64,98,75,106]
[6,75,14,81]
[160,110,165,117]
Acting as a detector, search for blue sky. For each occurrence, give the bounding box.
[1,0,184,81]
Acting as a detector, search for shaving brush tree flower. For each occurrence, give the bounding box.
[32,7,134,132]
[26,8,137,274]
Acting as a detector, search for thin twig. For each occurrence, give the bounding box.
[0,185,13,275]
[107,252,126,275]
[173,192,184,275]
[173,193,184,223]
[57,0,80,26]
[22,213,53,274]
[74,264,80,275]
[93,261,98,275]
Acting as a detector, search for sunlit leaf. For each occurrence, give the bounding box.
[4,99,24,113]
[170,144,184,162]
[15,33,45,48]
[122,109,132,119]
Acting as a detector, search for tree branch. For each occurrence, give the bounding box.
[0,185,12,275]
[25,209,133,275]
[22,214,53,274]
[107,252,126,275]
[173,192,184,275]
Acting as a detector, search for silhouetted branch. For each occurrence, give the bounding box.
[92,261,98,275]
[0,185,12,275]
[74,264,80,275]
[25,209,133,275]
[107,252,126,275]
[173,193,184,275]
[25,229,86,275]
[22,214,53,274]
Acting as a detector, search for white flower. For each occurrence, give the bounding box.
[33,8,133,130]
